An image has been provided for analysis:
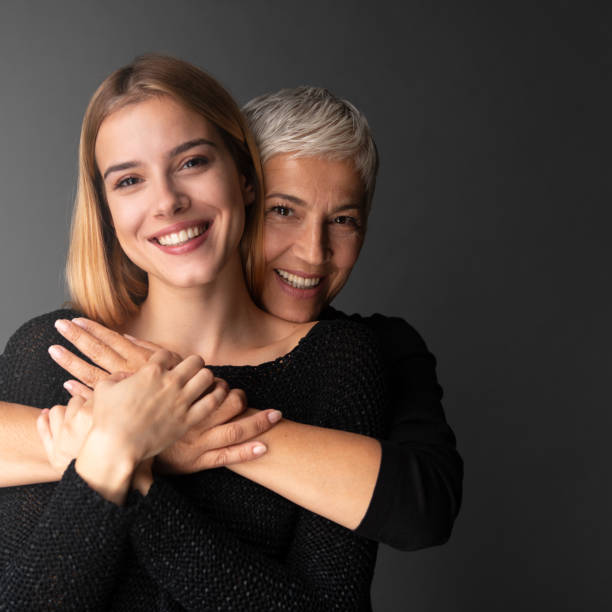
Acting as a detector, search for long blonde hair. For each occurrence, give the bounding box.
[67,54,265,327]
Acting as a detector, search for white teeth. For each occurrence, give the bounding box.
[157,223,207,246]
[275,269,322,289]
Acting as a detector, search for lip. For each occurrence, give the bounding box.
[150,220,213,255]
[147,219,211,241]
[275,268,324,280]
[274,269,326,299]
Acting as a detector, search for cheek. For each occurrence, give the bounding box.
[263,225,293,264]
[107,202,145,249]
[333,235,363,271]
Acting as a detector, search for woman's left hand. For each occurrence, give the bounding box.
[36,395,94,476]
[49,317,182,395]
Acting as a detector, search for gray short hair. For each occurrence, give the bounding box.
[243,87,378,214]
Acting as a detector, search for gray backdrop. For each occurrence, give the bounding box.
[1,2,610,610]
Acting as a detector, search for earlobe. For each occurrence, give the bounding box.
[241,177,255,206]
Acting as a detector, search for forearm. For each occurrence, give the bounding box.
[229,419,382,530]
[0,462,135,611]
[0,402,59,486]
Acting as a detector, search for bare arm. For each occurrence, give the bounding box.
[229,417,381,529]
[0,402,59,485]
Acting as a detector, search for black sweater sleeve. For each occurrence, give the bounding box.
[0,463,137,612]
[326,310,463,551]
[0,313,138,611]
[129,322,386,611]
[0,308,81,408]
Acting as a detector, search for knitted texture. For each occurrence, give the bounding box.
[0,310,386,611]
[321,307,463,551]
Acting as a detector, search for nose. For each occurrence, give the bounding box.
[153,175,190,217]
[294,220,331,266]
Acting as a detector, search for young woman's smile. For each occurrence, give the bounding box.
[95,96,253,290]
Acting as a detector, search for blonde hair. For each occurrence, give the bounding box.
[67,54,265,326]
[243,86,378,214]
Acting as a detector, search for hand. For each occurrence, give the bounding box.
[88,350,219,463]
[157,386,283,473]
[36,395,93,475]
[49,317,182,394]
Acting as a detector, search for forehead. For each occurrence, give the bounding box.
[263,154,365,207]
[95,96,217,165]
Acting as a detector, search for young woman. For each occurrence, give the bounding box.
[0,55,386,610]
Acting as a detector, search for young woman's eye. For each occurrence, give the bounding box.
[115,176,140,189]
[182,156,209,169]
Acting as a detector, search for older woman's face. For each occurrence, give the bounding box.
[261,154,366,323]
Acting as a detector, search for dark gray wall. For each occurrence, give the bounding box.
[1,2,610,610]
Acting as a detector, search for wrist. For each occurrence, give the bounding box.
[75,429,138,505]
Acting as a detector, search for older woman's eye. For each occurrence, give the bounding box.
[333,215,361,228]
[269,205,293,217]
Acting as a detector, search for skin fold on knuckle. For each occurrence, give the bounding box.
[213,448,229,468]
[225,422,243,445]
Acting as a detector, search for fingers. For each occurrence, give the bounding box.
[199,387,246,429]
[63,379,93,400]
[48,344,110,388]
[123,334,183,368]
[198,441,269,469]
[54,318,126,373]
[48,404,66,441]
[198,408,282,450]
[147,349,185,371]
[166,354,208,389]
[186,383,239,428]
[71,318,152,365]
[65,395,86,420]
[95,371,131,395]
[181,370,221,408]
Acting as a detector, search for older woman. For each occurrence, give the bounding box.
[0,86,461,553]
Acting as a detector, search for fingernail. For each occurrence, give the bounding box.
[71,318,86,328]
[268,410,282,424]
[48,345,63,358]
[63,381,73,391]
[54,319,69,333]
[252,444,267,456]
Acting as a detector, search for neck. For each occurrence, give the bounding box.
[126,254,266,363]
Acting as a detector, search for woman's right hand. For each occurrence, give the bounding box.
[88,350,218,463]
[74,350,218,504]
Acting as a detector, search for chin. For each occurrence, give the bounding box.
[273,301,321,324]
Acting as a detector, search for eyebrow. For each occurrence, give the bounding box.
[102,138,217,180]
[265,192,363,213]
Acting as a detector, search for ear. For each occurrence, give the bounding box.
[241,175,255,206]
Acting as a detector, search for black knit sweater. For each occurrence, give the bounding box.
[0,309,386,611]
[323,307,463,550]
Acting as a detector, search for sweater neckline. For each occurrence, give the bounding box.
[209,319,327,373]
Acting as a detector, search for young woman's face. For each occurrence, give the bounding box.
[260,154,366,323]
[95,96,252,290]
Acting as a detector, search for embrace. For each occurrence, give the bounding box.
[0,54,462,610]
